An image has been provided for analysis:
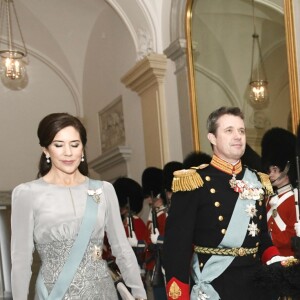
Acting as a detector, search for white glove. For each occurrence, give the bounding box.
[295,222,300,237]
[127,231,138,247]
[151,228,160,244]
[266,255,294,265]
[116,282,135,300]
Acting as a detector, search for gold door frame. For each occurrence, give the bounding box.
[186,0,300,151]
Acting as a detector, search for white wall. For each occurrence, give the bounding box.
[82,5,146,183]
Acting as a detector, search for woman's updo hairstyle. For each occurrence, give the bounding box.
[37,112,89,177]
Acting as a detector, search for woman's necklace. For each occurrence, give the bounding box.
[68,188,77,216]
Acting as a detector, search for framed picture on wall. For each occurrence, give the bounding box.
[98,96,125,153]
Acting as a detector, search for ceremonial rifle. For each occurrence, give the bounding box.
[150,192,165,287]
[127,197,145,272]
[127,197,135,238]
[107,261,134,300]
[126,196,138,259]
[292,124,300,258]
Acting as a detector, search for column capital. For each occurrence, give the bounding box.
[121,52,167,95]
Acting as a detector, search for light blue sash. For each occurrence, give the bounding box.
[36,179,102,300]
[191,169,261,300]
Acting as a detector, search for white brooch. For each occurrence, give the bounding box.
[247,221,259,237]
[229,175,264,201]
[198,290,209,300]
[245,204,257,218]
[90,245,102,261]
[88,188,102,203]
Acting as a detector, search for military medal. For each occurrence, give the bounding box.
[272,208,278,218]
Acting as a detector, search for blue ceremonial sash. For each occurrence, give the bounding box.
[36,179,102,300]
[191,169,261,300]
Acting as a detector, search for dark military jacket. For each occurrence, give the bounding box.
[164,155,279,300]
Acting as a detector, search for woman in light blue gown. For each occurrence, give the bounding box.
[11,113,147,300]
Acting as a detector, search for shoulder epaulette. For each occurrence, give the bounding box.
[191,164,209,170]
[258,172,273,196]
[172,169,203,192]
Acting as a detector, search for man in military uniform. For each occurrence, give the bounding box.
[261,127,298,256]
[164,107,291,300]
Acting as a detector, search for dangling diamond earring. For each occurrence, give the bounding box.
[46,156,50,164]
[81,154,84,162]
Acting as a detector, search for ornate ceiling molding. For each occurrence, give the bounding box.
[105,0,160,59]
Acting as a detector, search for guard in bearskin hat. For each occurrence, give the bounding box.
[102,177,147,295]
[261,127,298,256]
[141,167,168,300]
[113,177,147,270]
[256,127,300,299]
[139,167,164,224]
[294,124,300,255]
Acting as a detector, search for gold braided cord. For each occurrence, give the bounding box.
[172,169,203,192]
[281,257,300,267]
[258,172,273,195]
[194,246,258,257]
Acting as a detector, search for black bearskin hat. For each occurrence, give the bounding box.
[254,261,300,298]
[113,177,144,214]
[241,143,262,172]
[162,161,184,192]
[141,167,163,198]
[183,151,212,169]
[261,127,297,186]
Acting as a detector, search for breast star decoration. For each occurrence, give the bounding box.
[87,188,102,203]
[247,221,259,237]
[245,203,257,218]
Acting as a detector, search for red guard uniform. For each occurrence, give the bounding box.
[164,156,280,300]
[103,215,147,269]
[266,184,297,256]
[124,215,147,269]
[145,206,167,272]
[124,215,147,241]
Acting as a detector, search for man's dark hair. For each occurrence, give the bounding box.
[207,106,244,135]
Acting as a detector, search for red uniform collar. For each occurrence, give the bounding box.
[210,155,242,175]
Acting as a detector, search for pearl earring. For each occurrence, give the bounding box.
[81,154,84,162]
[46,156,50,164]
